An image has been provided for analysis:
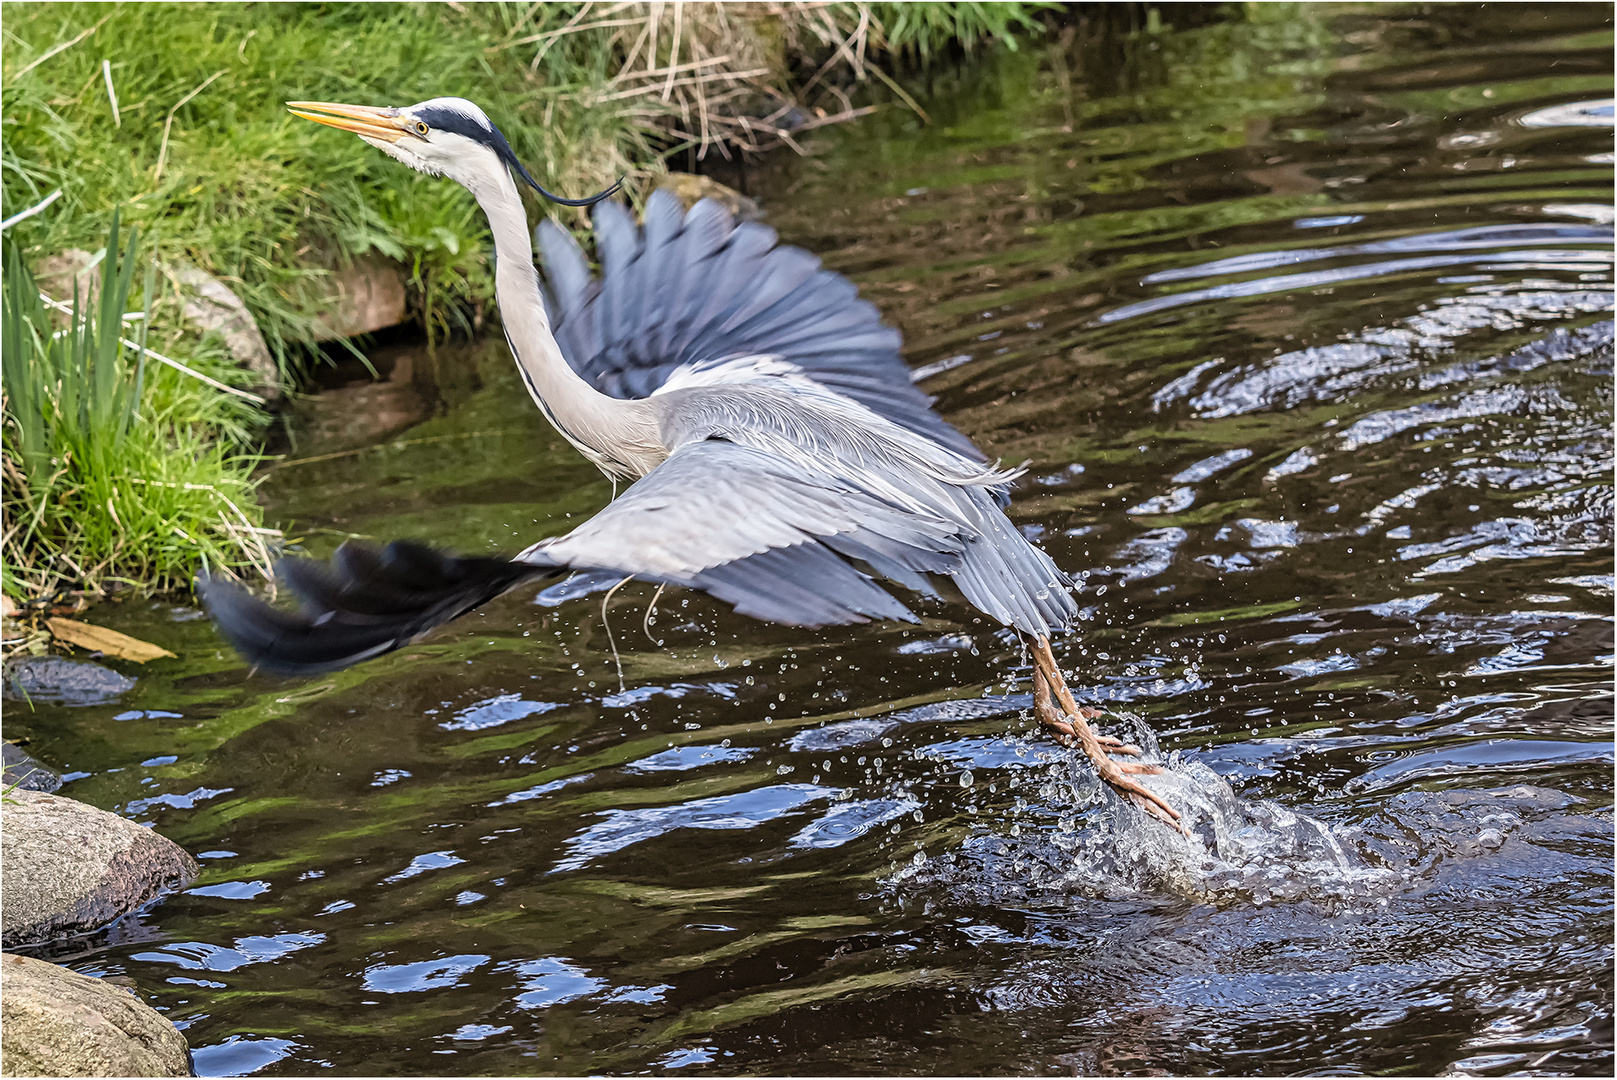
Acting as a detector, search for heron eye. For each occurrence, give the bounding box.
[413,120,429,137]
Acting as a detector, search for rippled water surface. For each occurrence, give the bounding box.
[13,6,1613,1075]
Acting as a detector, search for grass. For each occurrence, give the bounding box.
[1,3,654,364]
[2,210,274,598]
[0,2,1049,604]
[868,2,1053,62]
[497,3,1055,156]
[3,3,1051,355]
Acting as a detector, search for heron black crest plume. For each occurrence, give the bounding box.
[411,103,621,207]
[510,158,621,208]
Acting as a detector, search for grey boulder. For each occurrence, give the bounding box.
[658,172,761,221]
[311,254,408,341]
[32,248,102,322]
[1,789,198,949]
[167,261,282,401]
[1,952,193,1077]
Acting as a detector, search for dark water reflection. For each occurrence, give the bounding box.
[12,5,1612,1075]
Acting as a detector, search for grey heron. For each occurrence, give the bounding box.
[202,97,1182,830]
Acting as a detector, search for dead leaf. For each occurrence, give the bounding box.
[46,618,176,663]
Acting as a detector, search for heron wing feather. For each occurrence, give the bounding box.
[199,435,1074,677]
[200,541,554,675]
[529,434,1074,634]
[525,439,970,626]
[533,440,957,576]
[536,190,980,458]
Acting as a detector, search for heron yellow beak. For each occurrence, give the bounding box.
[286,100,408,142]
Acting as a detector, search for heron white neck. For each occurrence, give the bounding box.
[476,165,660,477]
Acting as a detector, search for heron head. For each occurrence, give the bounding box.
[287,97,617,206]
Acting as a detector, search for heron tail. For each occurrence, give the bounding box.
[200,540,560,676]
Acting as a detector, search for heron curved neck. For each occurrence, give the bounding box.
[478,168,658,476]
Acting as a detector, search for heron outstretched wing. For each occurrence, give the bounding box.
[204,434,1075,676]
[527,438,973,626]
[537,190,981,459]
[538,436,1074,634]
[202,439,972,675]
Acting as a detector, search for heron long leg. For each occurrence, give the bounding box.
[1027,634,1186,833]
[1032,668,1141,757]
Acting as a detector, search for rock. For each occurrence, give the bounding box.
[167,261,281,400]
[658,173,761,221]
[33,249,102,321]
[2,741,62,793]
[3,656,135,707]
[294,349,430,451]
[1,952,193,1077]
[312,255,409,341]
[1,789,198,949]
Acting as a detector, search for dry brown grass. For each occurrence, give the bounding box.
[493,2,931,160]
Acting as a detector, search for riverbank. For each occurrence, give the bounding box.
[1,1,1049,610]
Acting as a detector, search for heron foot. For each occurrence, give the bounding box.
[1094,731,1144,755]
[1028,635,1187,835]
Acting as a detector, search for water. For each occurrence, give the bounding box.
[9,6,1612,1075]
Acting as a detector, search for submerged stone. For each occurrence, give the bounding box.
[1,741,62,793]
[3,656,136,707]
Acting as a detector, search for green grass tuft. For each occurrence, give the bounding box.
[1,2,652,374]
[871,2,1054,60]
[2,211,271,597]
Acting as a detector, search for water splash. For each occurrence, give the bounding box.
[889,712,1402,908]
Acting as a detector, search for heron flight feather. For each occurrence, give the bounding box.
[540,191,980,458]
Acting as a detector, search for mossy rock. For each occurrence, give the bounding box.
[1,952,193,1077]
[1,789,198,949]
